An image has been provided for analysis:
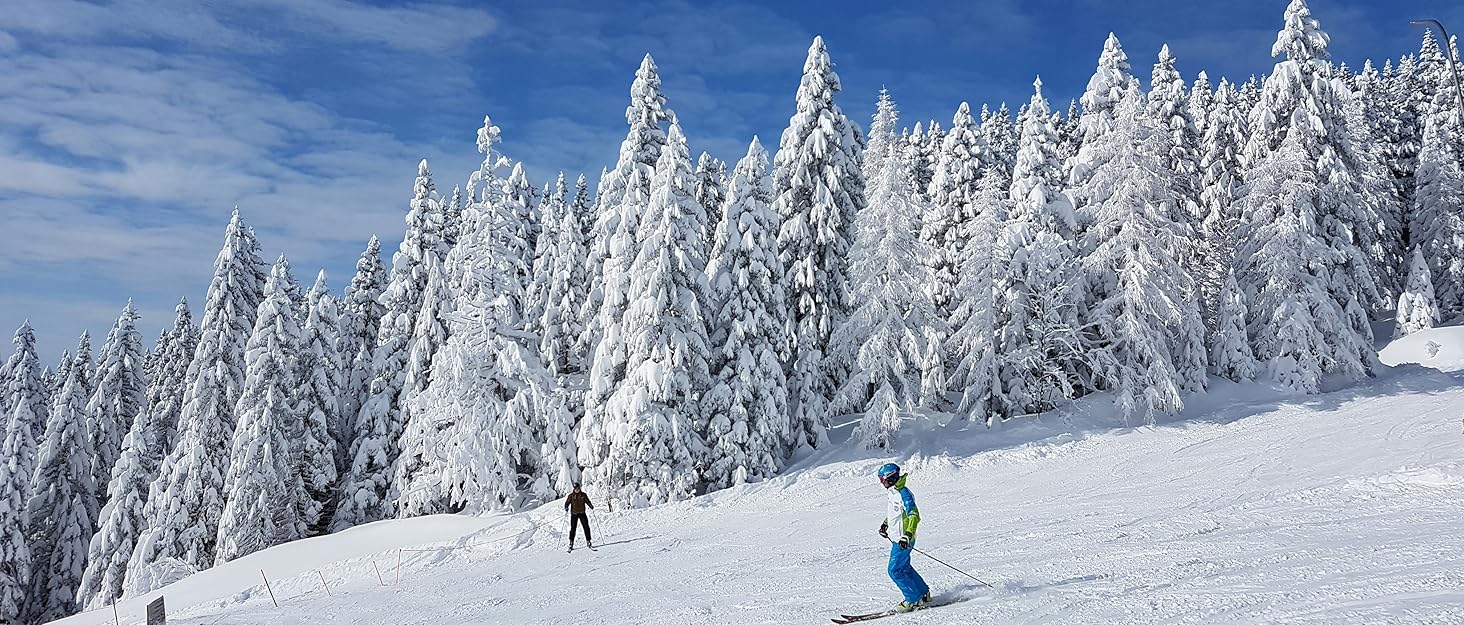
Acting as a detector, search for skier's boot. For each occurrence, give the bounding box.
[918,593,932,608]
[567,540,574,553]
[895,600,917,613]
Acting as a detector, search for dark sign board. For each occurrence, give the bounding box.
[146,597,166,625]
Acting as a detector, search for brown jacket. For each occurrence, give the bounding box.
[565,491,594,515]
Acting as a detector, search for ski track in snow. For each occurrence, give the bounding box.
[54,355,1464,624]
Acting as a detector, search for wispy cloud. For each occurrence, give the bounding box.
[0,0,497,351]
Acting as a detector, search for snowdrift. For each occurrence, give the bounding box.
[54,365,1464,625]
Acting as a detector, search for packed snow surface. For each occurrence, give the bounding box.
[55,367,1464,625]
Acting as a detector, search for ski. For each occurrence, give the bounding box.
[831,599,965,623]
[831,610,897,623]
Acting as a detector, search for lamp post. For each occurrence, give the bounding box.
[1411,19,1464,121]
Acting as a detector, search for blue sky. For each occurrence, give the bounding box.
[1,0,1461,357]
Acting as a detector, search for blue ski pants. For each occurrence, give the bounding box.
[887,540,929,603]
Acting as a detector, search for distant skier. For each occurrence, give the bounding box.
[877,463,930,612]
[565,483,595,551]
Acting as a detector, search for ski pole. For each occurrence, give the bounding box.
[887,537,993,589]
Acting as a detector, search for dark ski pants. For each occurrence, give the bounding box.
[569,513,592,545]
[888,540,929,603]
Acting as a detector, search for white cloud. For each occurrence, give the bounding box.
[0,1,498,353]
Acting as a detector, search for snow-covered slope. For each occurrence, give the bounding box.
[56,366,1464,625]
[1381,325,1464,373]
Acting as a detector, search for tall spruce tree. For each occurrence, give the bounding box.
[579,57,673,492]
[1078,88,1207,419]
[995,77,1086,418]
[86,302,147,511]
[539,174,594,376]
[833,137,938,448]
[773,36,865,452]
[600,122,711,505]
[77,300,195,609]
[1410,112,1464,315]
[128,211,265,578]
[412,119,549,513]
[704,137,788,487]
[337,236,387,458]
[1197,79,1248,327]
[334,159,449,531]
[298,271,342,532]
[0,323,43,620]
[25,337,99,623]
[1236,0,1380,390]
[946,170,1010,422]
[923,102,986,318]
[215,257,310,563]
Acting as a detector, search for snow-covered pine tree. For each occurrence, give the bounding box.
[2,323,45,511]
[151,300,196,458]
[337,236,386,461]
[298,271,342,533]
[1352,59,1407,304]
[71,333,95,416]
[1055,99,1082,177]
[1236,0,1381,389]
[914,121,942,202]
[1409,112,1464,316]
[922,101,986,318]
[539,174,594,376]
[215,256,310,563]
[1387,32,1448,227]
[1396,246,1442,336]
[1237,132,1338,392]
[773,36,865,452]
[526,176,566,339]
[0,322,43,620]
[24,337,99,623]
[695,152,728,249]
[533,386,579,499]
[579,57,673,489]
[1210,269,1258,382]
[703,136,788,487]
[982,103,1018,180]
[994,77,1086,418]
[128,211,266,579]
[506,163,539,293]
[142,329,163,395]
[1189,71,1214,138]
[76,300,194,609]
[411,118,549,513]
[599,121,710,505]
[1071,32,1139,203]
[1147,44,1202,225]
[334,159,449,531]
[865,88,900,184]
[390,255,458,517]
[946,169,1010,422]
[832,136,938,448]
[1078,87,1207,420]
[86,302,147,510]
[1197,79,1248,327]
[443,185,464,249]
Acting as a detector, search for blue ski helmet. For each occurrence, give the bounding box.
[877,463,901,486]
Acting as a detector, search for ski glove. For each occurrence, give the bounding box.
[879,522,889,539]
[898,535,911,550]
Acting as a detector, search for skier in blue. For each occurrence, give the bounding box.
[877,463,931,612]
